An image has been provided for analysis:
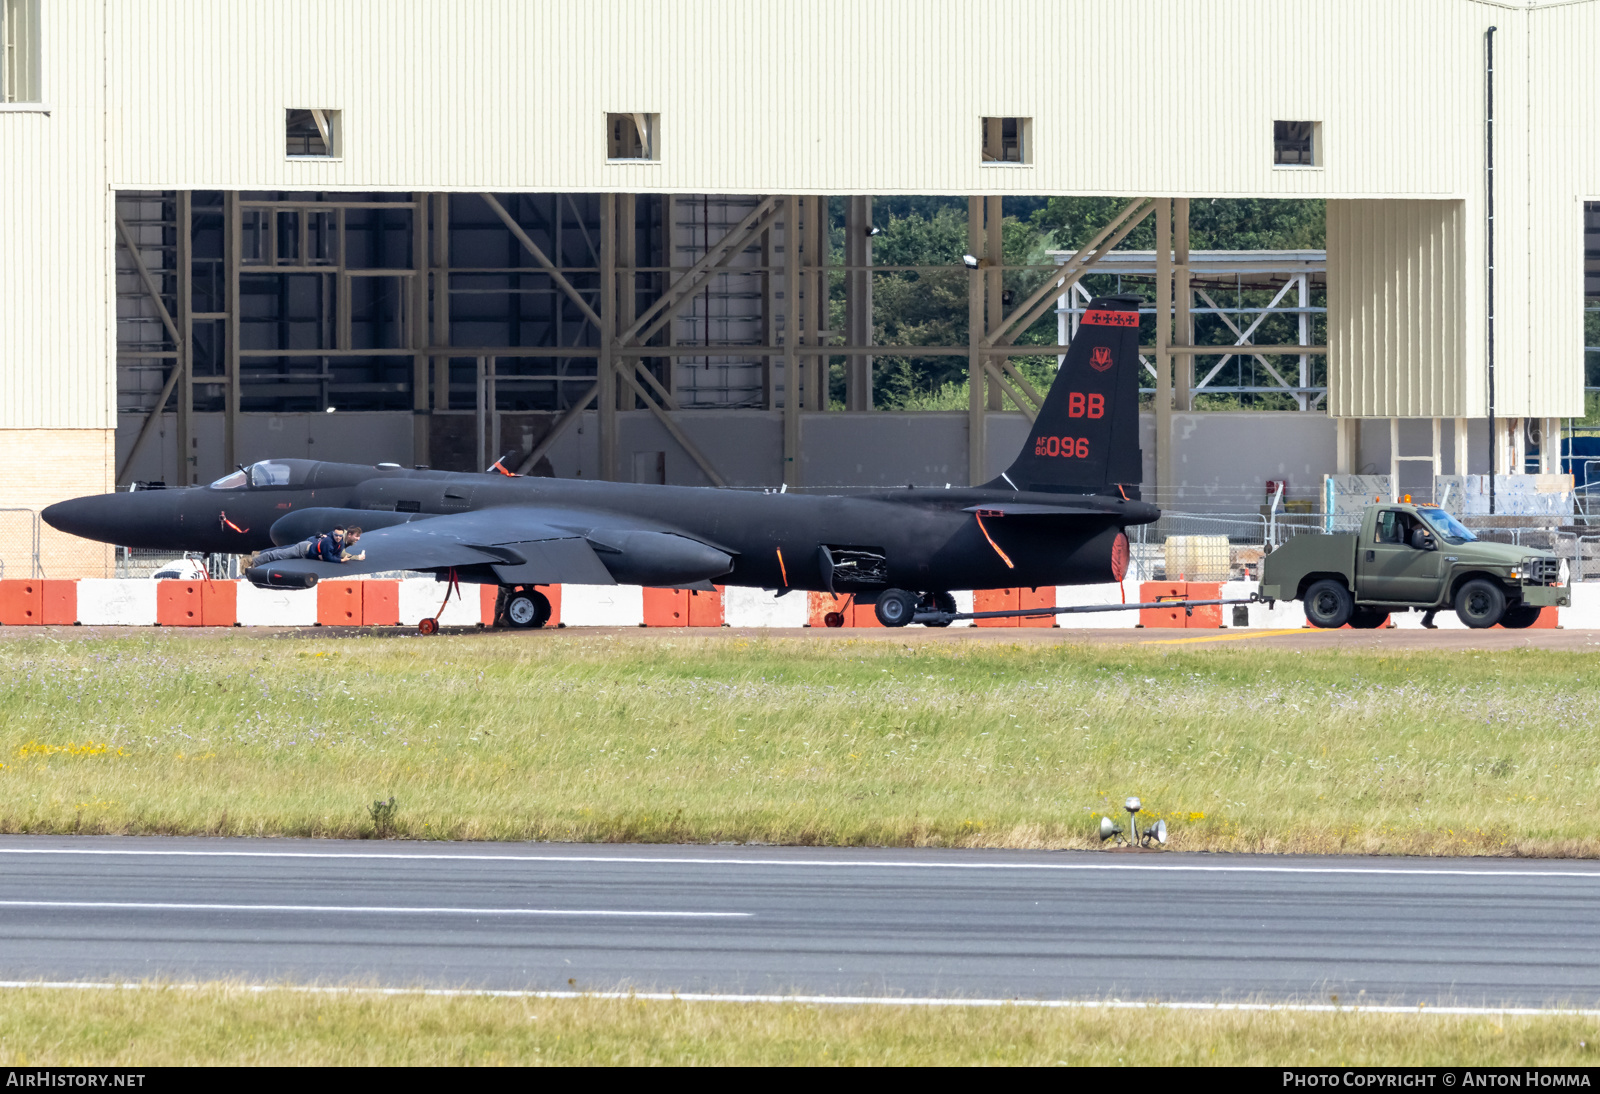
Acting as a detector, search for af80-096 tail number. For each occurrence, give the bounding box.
[1035,436,1090,458]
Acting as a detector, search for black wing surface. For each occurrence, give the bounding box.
[244,506,675,588]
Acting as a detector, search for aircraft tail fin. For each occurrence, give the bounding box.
[990,293,1143,498]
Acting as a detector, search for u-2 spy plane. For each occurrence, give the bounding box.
[45,295,1158,629]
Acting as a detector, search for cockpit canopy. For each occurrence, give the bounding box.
[209,460,310,490]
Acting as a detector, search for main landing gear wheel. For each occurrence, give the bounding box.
[504,588,553,630]
[1454,578,1507,629]
[920,591,958,627]
[1500,603,1542,629]
[874,588,918,628]
[1303,579,1354,629]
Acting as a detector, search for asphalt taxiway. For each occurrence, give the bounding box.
[0,838,1596,1006]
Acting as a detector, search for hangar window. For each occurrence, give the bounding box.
[981,117,1029,165]
[1,0,41,104]
[1273,120,1320,167]
[607,113,658,161]
[286,109,341,158]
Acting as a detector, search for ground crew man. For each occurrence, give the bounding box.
[251,526,365,566]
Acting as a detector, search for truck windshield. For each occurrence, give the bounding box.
[1420,508,1476,544]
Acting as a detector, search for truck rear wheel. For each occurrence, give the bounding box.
[1500,603,1542,629]
[1303,579,1353,629]
[1454,579,1506,629]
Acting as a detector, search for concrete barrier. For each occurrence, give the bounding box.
[0,579,43,625]
[642,586,724,626]
[26,577,1600,631]
[156,580,204,626]
[974,585,1056,628]
[1562,583,1600,630]
[236,582,318,626]
[723,586,807,628]
[1055,582,1137,629]
[560,584,644,627]
[77,579,157,626]
[41,580,76,625]
[399,578,481,628]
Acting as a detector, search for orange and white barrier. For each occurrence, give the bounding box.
[236,583,318,626]
[0,577,1587,629]
[0,579,75,625]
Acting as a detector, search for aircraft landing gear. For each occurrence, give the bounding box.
[500,586,553,629]
[874,588,919,627]
[823,611,846,628]
[920,591,957,627]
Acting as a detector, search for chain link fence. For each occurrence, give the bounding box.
[0,509,39,580]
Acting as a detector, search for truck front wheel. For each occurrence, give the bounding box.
[1304,579,1354,629]
[1454,579,1507,628]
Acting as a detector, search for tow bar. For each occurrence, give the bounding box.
[911,592,1271,627]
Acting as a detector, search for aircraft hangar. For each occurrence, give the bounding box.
[0,0,1594,576]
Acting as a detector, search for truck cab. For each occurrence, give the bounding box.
[1259,502,1569,629]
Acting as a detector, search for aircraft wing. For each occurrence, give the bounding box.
[245,505,735,589]
[246,507,620,588]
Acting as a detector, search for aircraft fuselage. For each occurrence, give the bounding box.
[44,461,1158,594]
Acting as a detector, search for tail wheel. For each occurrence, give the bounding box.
[505,589,553,629]
[1454,579,1506,629]
[874,588,918,628]
[1303,579,1354,629]
[823,611,846,628]
[416,617,439,636]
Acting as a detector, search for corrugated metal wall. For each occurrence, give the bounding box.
[1327,200,1466,417]
[101,0,1487,198]
[1526,3,1592,419]
[0,0,108,430]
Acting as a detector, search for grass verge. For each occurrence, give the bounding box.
[0,984,1596,1066]
[0,632,1593,854]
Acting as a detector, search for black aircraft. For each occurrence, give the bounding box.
[45,295,1158,628]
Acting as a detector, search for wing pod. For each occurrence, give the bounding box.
[246,566,320,589]
[268,507,423,545]
[589,531,734,586]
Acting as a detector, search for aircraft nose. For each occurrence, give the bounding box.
[42,490,181,548]
[41,495,114,541]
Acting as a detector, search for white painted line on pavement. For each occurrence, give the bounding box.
[0,980,1594,1017]
[0,900,747,918]
[0,847,1596,880]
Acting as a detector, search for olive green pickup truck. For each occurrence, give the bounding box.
[1258,502,1570,629]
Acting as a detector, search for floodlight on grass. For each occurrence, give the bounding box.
[1141,818,1168,847]
[1098,816,1124,843]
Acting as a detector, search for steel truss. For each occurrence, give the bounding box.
[115,189,1334,493]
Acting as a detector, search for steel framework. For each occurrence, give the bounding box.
[115,190,1337,492]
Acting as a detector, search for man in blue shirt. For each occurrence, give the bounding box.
[252,526,365,567]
